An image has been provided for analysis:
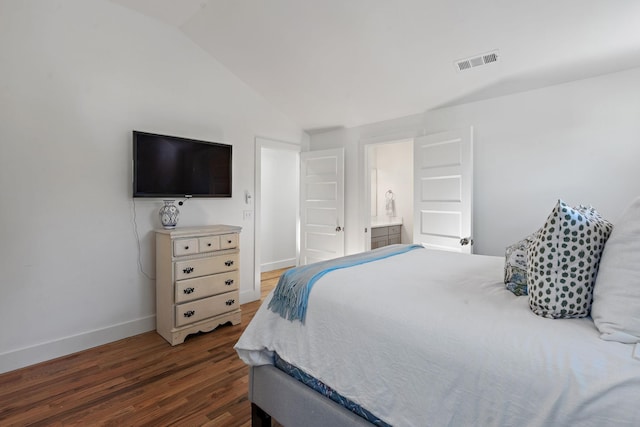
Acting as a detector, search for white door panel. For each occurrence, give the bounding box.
[414,128,473,253]
[300,148,345,265]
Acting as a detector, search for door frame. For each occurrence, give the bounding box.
[254,137,301,301]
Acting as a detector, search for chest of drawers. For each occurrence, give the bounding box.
[371,224,402,249]
[155,225,242,345]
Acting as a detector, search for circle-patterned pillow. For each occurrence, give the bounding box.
[527,200,612,319]
[504,230,540,296]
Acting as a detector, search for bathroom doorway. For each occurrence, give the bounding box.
[365,139,414,250]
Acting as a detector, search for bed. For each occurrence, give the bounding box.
[235,198,640,426]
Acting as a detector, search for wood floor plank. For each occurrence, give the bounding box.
[0,268,291,426]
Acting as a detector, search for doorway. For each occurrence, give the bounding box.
[365,139,414,250]
[254,137,300,300]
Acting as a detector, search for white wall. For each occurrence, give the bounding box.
[310,66,640,256]
[0,0,306,373]
[260,147,298,271]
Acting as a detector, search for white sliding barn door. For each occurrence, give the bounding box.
[413,128,473,253]
[299,148,345,265]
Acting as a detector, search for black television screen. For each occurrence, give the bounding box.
[133,131,232,198]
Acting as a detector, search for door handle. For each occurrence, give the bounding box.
[336,226,342,232]
[460,237,473,246]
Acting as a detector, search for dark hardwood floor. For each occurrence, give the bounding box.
[0,268,288,426]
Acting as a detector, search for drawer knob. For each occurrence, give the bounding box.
[184,245,189,250]
[225,299,235,306]
[184,310,195,318]
[207,243,212,247]
[225,279,234,286]
[183,287,195,294]
[227,239,232,244]
[183,267,194,274]
[224,260,234,267]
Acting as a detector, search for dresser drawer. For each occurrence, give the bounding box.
[174,253,239,281]
[388,235,401,245]
[388,225,401,236]
[371,236,388,249]
[175,271,239,303]
[220,233,238,249]
[198,236,220,252]
[175,291,240,327]
[173,238,199,257]
[371,227,388,238]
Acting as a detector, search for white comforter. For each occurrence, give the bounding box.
[235,249,640,426]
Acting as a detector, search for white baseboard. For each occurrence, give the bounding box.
[240,289,261,304]
[261,258,296,273]
[0,315,156,374]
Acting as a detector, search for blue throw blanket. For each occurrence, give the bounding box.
[268,244,423,322]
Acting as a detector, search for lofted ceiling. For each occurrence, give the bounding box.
[110,0,640,133]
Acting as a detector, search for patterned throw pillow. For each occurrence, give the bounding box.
[527,200,612,319]
[504,232,539,296]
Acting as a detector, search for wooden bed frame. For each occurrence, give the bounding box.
[249,365,373,427]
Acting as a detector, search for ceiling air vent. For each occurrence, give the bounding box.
[455,50,499,72]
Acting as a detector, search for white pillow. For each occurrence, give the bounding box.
[592,197,640,343]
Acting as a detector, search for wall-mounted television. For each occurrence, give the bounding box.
[133,131,232,198]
